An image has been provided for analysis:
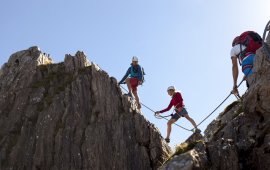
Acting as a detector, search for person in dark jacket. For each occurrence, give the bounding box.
[119,56,143,109]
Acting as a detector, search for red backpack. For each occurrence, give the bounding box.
[232,31,262,57]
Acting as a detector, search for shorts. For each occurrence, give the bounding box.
[171,108,188,121]
[242,54,255,76]
[242,54,255,88]
[130,77,139,92]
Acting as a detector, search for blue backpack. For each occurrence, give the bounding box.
[131,65,146,84]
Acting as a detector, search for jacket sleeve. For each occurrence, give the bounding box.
[119,67,131,84]
[159,101,173,113]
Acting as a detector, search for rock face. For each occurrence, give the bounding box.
[159,133,208,170]
[159,29,270,169]
[0,47,171,170]
[159,142,208,170]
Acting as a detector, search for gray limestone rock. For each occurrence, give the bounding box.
[0,47,171,170]
[159,142,208,170]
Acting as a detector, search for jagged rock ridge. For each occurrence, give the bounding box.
[0,47,171,170]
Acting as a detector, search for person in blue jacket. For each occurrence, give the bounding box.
[119,56,143,109]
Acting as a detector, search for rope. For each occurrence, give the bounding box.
[200,20,269,129]
[195,65,248,128]
[119,77,246,132]
[119,82,243,131]
[262,20,270,42]
[119,85,193,132]
[118,20,270,133]
[196,93,232,127]
[190,21,270,127]
[263,20,270,58]
[199,20,270,128]
[119,65,247,131]
[194,22,270,128]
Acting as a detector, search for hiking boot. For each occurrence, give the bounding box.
[193,128,201,133]
[165,138,170,143]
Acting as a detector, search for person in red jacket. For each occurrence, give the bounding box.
[155,86,200,143]
[231,31,262,94]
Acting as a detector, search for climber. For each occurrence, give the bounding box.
[155,86,200,143]
[119,56,143,109]
[231,31,262,95]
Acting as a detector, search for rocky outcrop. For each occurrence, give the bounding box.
[159,142,208,170]
[159,29,270,169]
[0,47,171,170]
[64,51,91,72]
[160,133,208,170]
[203,25,270,170]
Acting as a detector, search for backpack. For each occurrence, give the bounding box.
[141,67,146,84]
[131,65,146,84]
[235,31,262,59]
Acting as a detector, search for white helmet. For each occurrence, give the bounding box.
[167,86,175,91]
[132,56,138,62]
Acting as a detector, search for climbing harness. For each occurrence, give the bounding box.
[195,67,251,128]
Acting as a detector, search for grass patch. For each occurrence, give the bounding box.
[54,73,74,94]
[223,100,241,114]
[78,67,89,74]
[236,104,243,115]
[31,81,47,89]
[232,103,244,119]
[39,65,48,72]
[33,65,75,112]
[31,73,54,88]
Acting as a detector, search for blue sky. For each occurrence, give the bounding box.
[0,0,269,147]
